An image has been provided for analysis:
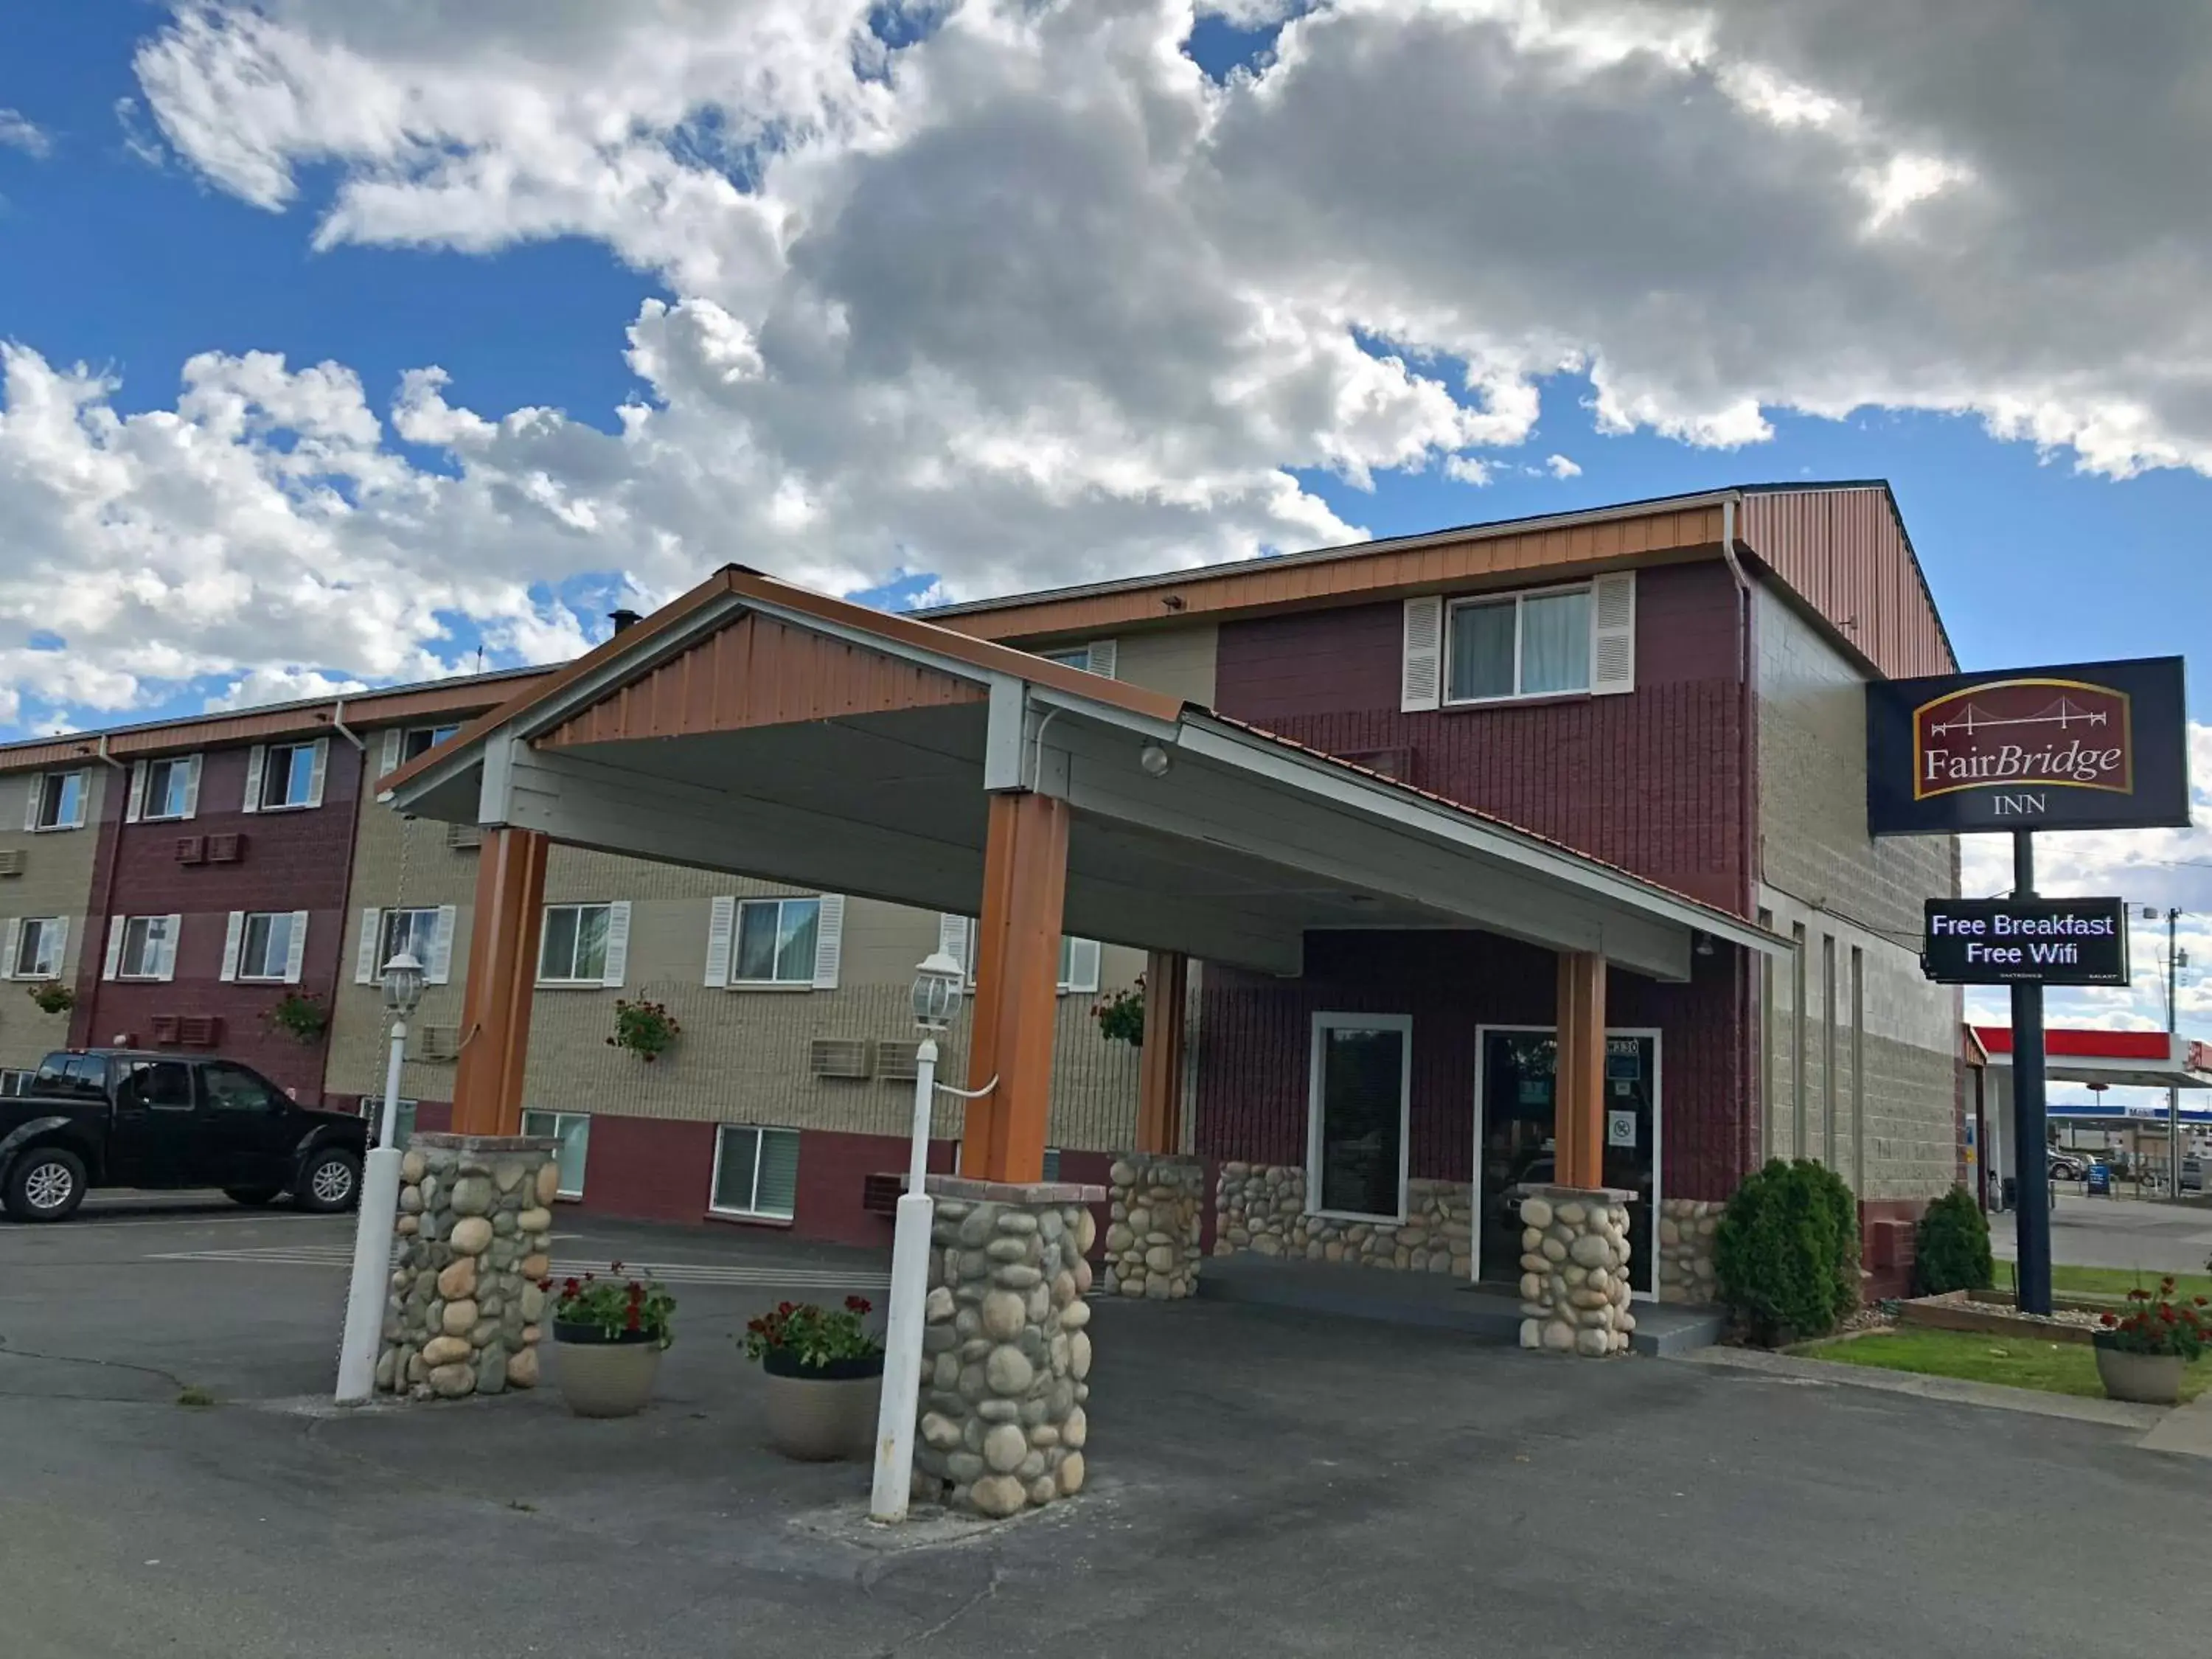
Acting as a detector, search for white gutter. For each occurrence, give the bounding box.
[326,698,366,751]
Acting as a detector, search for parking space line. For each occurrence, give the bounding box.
[143,1244,891,1288]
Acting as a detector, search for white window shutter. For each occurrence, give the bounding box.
[355,908,381,984]
[49,916,66,976]
[600,900,631,987]
[1085,639,1118,680]
[220,912,244,982]
[125,762,147,824]
[812,894,846,990]
[380,728,403,776]
[243,746,266,813]
[1,918,19,980]
[182,754,202,818]
[22,779,38,832]
[428,905,457,985]
[307,737,329,807]
[939,913,970,979]
[1401,596,1444,711]
[283,910,309,984]
[1590,571,1636,695]
[704,896,736,987]
[102,917,124,981]
[156,915,182,981]
[1065,936,1102,994]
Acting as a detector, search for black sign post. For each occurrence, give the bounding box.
[1871,655,2188,1318]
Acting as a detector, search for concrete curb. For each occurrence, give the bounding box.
[2136,1389,2212,1459]
[1674,1344,2169,1432]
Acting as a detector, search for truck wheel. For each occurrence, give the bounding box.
[296,1148,361,1214]
[4,1147,88,1222]
[223,1186,283,1207]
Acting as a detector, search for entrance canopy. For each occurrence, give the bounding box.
[384,566,1778,982]
[1972,1026,2212,1091]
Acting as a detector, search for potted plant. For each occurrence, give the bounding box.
[742,1296,886,1461]
[2093,1277,2208,1404]
[1092,978,1144,1047]
[24,980,73,1016]
[265,990,329,1044]
[606,998,682,1062]
[546,1263,676,1418]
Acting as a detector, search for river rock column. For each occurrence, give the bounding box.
[914,1176,1106,1517]
[1103,1152,1203,1299]
[1658,1197,1723,1304]
[377,1133,561,1400]
[1516,1186,1638,1357]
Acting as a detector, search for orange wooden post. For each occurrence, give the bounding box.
[1135,950,1189,1154]
[1554,950,1607,1190]
[451,827,550,1137]
[961,792,1071,1183]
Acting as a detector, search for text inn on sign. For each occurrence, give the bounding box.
[1913,677,2130,801]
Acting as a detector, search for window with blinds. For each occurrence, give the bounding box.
[711,1125,801,1221]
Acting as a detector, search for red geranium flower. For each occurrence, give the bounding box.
[845,1295,872,1314]
[2101,1312,2118,1326]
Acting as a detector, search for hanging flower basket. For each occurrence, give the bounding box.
[265,991,328,1044]
[1092,978,1144,1048]
[23,980,73,1016]
[607,998,682,1062]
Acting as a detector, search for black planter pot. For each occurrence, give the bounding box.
[761,1348,886,1382]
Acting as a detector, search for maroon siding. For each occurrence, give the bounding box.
[1196,931,1754,1201]
[1211,560,1747,911]
[572,1113,717,1225]
[71,740,364,1102]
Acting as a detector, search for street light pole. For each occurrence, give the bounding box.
[335,951,424,1405]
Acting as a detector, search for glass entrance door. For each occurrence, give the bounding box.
[1477,1028,1658,1295]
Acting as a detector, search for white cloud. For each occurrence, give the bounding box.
[202,667,369,712]
[0,108,51,158]
[1545,453,1582,479]
[1,0,2210,723]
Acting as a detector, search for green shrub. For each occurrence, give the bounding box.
[1913,1185,1993,1296]
[1714,1158,1862,1345]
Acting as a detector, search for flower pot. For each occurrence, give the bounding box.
[760,1349,885,1461]
[2093,1338,2185,1405]
[552,1324,664,1418]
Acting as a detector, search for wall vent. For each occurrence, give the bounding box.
[874,1040,922,1082]
[0,849,24,877]
[415,1024,462,1062]
[808,1037,873,1079]
[206,833,244,863]
[446,822,484,851]
[175,835,207,865]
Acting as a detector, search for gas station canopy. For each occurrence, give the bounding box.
[1972,1026,2212,1094]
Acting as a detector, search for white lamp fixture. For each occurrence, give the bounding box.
[911,950,962,1032]
[380,949,425,1016]
[1138,742,1171,777]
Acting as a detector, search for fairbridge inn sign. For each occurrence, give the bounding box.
[1866,655,2189,835]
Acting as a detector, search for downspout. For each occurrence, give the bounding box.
[1719,493,1761,1182]
[82,734,130,1048]
[326,698,367,751]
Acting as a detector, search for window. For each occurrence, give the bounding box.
[250,739,326,811]
[711,1124,800,1221]
[366,1096,418,1147]
[1447,586,1592,703]
[521,1109,590,1198]
[355,905,456,987]
[382,908,440,967]
[135,755,200,822]
[201,1062,283,1114]
[403,724,459,763]
[234,911,300,983]
[946,917,1101,995]
[30,1054,107,1099]
[1042,1147,1062,1183]
[733,897,821,985]
[1036,639,1116,678]
[29,770,86,832]
[539,902,618,984]
[1040,647,1091,668]
[7,917,65,979]
[1306,1012,1411,1221]
[116,1060,193,1112]
[0,1068,33,1096]
[112,914,178,981]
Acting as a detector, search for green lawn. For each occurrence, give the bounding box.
[1795,1327,2212,1402]
[1992,1261,2212,1304]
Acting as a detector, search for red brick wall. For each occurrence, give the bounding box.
[1211,560,1748,911]
[72,739,364,1102]
[1196,931,1755,1201]
[570,1113,718,1226]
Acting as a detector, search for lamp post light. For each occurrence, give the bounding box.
[335,950,425,1405]
[870,952,970,1522]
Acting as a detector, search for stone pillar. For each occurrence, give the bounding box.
[1516,1186,1637,1357]
[915,1176,1105,1517]
[378,1133,561,1399]
[1658,1197,1724,1304]
[1103,1152,1203,1298]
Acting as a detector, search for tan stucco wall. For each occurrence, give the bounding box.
[0,765,109,1071]
[1756,584,1961,1201]
[1110,624,1218,706]
[326,744,1143,1150]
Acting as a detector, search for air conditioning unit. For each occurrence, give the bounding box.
[860,1172,905,1217]
[415,1024,462,1062]
[206,833,244,863]
[808,1037,873,1079]
[446,822,484,851]
[0,849,25,877]
[874,1040,922,1082]
[178,1015,223,1048]
[175,835,207,864]
[150,1015,182,1046]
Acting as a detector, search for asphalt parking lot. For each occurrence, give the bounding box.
[1993,1191,2212,1275]
[4,1197,2210,1658]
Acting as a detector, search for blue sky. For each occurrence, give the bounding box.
[6,1,2212,1055]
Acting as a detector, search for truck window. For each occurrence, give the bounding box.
[201,1062,283,1115]
[116,1060,193,1112]
[32,1055,108,1099]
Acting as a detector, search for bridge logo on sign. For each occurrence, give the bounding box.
[1912,677,2132,803]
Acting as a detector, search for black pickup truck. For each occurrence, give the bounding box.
[0,1050,366,1222]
